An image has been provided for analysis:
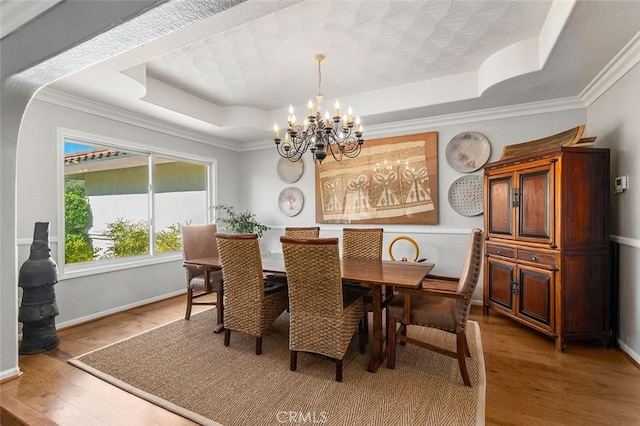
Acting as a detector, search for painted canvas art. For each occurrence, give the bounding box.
[315,132,438,224]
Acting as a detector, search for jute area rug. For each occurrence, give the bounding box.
[70,309,485,425]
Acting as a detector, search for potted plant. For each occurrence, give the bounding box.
[211,204,269,238]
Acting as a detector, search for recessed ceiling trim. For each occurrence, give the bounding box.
[0,0,63,39]
[478,0,576,95]
[240,96,586,152]
[478,37,540,95]
[35,88,239,151]
[539,0,577,68]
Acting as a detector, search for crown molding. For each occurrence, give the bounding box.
[0,0,62,39]
[240,96,586,152]
[581,31,640,107]
[365,97,585,139]
[34,88,239,151]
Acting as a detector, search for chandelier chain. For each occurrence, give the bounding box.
[317,57,322,98]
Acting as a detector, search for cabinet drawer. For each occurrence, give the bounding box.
[517,249,557,269]
[486,244,515,259]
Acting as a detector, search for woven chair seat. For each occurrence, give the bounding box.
[264,273,288,284]
[264,279,288,296]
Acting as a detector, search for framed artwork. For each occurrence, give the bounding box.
[315,132,438,224]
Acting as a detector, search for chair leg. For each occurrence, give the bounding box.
[465,334,471,358]
[290,350,297,371]
[224,328,230,346]
[335,359,343,382]
[457,333,471,387]
[185,288,193,320]
[400,322,407,346]
[256,336,263,355]
[387,319,397,369]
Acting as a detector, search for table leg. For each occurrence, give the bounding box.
[367,284,383,373]
[204,269,225,333]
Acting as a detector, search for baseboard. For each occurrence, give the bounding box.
[0,368,21,383]
[618,339,640,368]
[55,290,186,331]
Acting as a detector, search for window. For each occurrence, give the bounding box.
[62,135,212,269]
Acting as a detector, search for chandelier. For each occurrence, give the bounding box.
[274,54,364,164]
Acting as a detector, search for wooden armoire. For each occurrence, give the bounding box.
[482,126,611,351]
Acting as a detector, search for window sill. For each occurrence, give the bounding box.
[59,252,183,280]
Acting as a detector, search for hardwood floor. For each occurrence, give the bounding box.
[2,296,639,425]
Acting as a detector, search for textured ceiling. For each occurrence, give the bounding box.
[145,0,547,110]
[42,0,640,146]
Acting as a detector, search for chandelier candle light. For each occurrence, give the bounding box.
[274,54,364,164]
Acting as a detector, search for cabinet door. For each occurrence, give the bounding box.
[486,172,515,239]
[486,258,515,311]
[516,265,554,332]
[517,164,554,245]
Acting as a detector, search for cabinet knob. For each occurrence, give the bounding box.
[497,249,502,255]
[531,255,539,261]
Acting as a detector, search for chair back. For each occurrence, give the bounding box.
[216,233,265,329]
[182,224,218,260]
[285,227,320,239]
[182,224,218,281]
[454,228,484,327]
[281,237,344,319]
[342,228,383,260]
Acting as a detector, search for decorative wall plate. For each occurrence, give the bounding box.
[278,187,304,217]
[446,132,491,173]
[448,175,484,216]
[277,157,304,183]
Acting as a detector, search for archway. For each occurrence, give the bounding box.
[0,0,247,380]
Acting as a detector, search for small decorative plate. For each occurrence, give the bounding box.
[278,187,304,217]
[277,157,304,183]
[448,175,484,216]
[446,132,491,173]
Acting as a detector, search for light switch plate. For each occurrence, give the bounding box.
[614,175,629,193]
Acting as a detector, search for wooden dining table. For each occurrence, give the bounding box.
[183,254,434,373]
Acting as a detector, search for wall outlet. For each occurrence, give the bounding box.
[614,175,629,193]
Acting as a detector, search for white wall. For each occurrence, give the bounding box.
[16,99,240,326]
[240,108,587,300]
[587,62,640,362]
[0,0,256,383]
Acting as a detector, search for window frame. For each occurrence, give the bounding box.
[57,127,217,280]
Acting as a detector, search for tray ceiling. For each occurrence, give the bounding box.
[40,0,640,147]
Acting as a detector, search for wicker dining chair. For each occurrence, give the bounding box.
[181,224,224,320]
[281,236,366,382]
[342,228,385,338]
[285,227,320,238]
[264,227,321,286]
[342,228,384,260]
[386,228,484,387]
[216,233,289,355]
